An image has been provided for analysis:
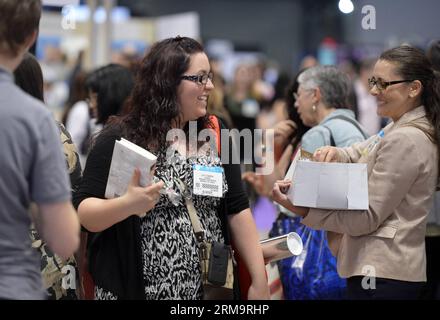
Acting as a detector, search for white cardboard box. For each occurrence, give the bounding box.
[286,152,368,210]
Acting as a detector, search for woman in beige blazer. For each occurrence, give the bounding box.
[272,46,440,300]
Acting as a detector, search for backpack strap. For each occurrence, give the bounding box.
[330,114,370,139]
[321,114,369,147]
[322,125,336,147]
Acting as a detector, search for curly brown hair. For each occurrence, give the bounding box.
[107,36,212,151]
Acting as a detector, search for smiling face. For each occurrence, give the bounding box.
[177,52,214,124]
[370,59,416,121]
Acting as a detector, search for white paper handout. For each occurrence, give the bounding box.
[105,138,157,199]
[285,150,368,210]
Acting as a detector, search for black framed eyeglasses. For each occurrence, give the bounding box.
[368,77,414,91]
[181,72,213,85]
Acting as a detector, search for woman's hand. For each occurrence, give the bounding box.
[274,120,297,147]
[122,169,164,217]
[271,180,309,217]
[242,171,269,196]
[271,180,294,210]
[313,146,341,163]
[227,210,270,300]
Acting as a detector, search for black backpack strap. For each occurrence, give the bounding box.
[322,125,336,147]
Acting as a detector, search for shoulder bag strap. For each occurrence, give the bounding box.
[330,114,370,139]
[321,125,336,147]
[174,176,206,243]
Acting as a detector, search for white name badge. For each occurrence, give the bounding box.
[193,165,223,198]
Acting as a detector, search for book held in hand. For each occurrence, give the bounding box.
[105,138,157,199]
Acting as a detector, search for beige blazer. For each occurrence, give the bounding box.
[302,106,438,282]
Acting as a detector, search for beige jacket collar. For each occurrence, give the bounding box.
[392,105,427,127]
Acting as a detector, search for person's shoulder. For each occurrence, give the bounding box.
[301,126,328,152]
[90,124,123,150]
[305,124,329,137]
[326,110,357,125]
[381,122,436,163]
[391,121,435,147]
[10,85,51,118]
[327,110,366,135]
[71,100,89,113]
[99,123,123,139]
[3,87,55,132]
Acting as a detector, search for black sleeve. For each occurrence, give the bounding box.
[223,162,250,215]
[219,118,250,215]
[72,129,121,209]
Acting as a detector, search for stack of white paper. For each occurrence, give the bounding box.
[285,150,368,210]
[105,138,157,199]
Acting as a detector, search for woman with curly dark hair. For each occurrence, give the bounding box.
[73,37,269,300]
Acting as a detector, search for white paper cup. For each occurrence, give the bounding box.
[287,232,303,256]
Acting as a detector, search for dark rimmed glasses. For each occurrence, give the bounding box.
[368,77,414,91]
[181,72,213,86]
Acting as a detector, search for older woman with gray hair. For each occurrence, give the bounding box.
[269,65,369,300]
[274,46,440,300]
[295,65,369,153]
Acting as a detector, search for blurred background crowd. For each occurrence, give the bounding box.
[24,0,440,300]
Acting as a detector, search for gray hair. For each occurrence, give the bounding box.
[297,65,351,109]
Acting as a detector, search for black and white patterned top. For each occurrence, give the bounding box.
[95,147,228,300]
[75,122,250,300]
